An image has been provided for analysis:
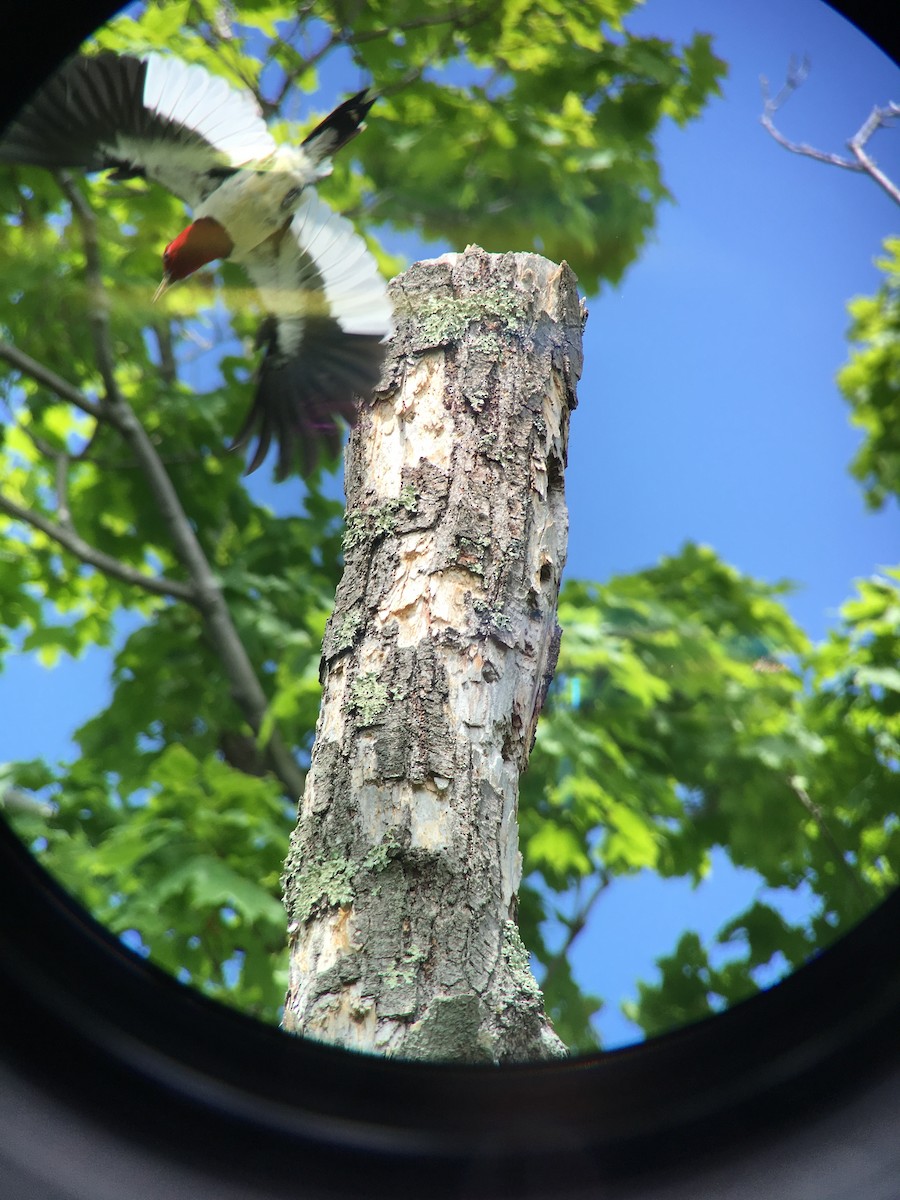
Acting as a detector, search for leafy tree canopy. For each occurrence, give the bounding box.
[840,237,900,511]
[2,0,896,1054]
[525,552,899,1050]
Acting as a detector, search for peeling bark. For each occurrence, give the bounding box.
[282,246,585,1061]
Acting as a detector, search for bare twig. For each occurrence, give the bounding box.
[760,58,900,206]
[74,424,104,464]
[0,493,196,602]
[54,451,72,530]
[849,102,900,205]
[540,870,610,996]
[0,397,69,466]
[788,775,870,912]
[760,56,861,171]
[300,32,335,74]
[339,3,493,52]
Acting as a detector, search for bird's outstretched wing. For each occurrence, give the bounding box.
[232,189,394,479]
[0,52,276,206]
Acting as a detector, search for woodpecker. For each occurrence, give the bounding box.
[0,51,394,478]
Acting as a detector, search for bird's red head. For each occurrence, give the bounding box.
[155,217,235,299]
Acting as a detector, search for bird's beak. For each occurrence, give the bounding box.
[153,273,172,303]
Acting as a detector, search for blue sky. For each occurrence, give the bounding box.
[573,0,898,646]
[2,0,898,1049]
[561,0,899,1046]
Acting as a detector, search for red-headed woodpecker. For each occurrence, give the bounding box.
[0,51,394,478]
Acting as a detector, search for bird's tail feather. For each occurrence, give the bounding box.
[300,89,377,165]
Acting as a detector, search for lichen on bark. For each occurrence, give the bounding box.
[282,246,585,1061]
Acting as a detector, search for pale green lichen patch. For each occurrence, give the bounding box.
[500,920,542,1004]
[332,610,361,653]
[362,838,400,873]
[473,597,512,631]
[398,483,418,512]
[291,856,355,923]
[349,672,389,724]
[417,289,527,348]
[342,486,420,552]
[456,533,490,575]
[384,945,428,989]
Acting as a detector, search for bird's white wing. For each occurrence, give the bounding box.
[232,190,394,478]
[0,52,276,207]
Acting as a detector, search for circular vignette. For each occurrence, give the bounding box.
[2,817,900,1199]
[1,3,899,1198]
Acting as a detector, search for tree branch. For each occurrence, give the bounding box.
[1,787,55,819]
[55,173,307,801]
[0,338,104,421]
[0,492,196,602]
[57,173,122,403]
[760,58,900,205]
[151,322,178,387]
[0,382,200,470]
[289,5,496,93]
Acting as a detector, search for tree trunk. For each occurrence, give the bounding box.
[282,246,584,1061]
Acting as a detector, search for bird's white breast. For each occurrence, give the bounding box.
[196,145,322,256]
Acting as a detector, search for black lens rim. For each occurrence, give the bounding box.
[1,3,899,1196]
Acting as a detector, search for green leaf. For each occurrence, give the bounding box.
[855,666,900,694]
[525,823,592,881]
[157,856,285,927]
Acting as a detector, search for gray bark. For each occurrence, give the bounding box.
[282,246,584,1061]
